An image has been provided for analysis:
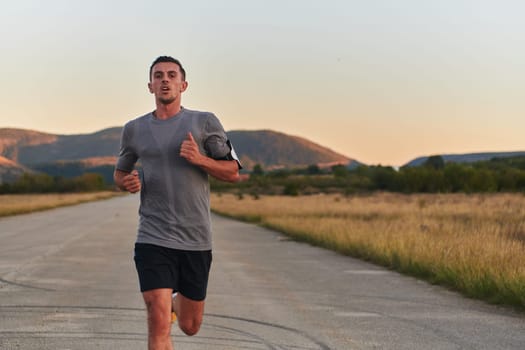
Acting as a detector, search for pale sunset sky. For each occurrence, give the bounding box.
[1,0,523,166]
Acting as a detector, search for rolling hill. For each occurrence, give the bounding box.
[227,130,352,170]
[0,156,29,184]
[12,127,123,165]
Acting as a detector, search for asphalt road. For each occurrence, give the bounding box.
[0,195,524,349]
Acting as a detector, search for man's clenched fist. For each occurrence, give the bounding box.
[123,169,141,193]
[180,132,203,165]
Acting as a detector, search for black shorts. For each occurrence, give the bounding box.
[134,243,212,301]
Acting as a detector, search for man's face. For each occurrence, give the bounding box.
[148,62,188,105]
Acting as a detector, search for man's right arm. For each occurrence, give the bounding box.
[115,122,141,193]
[114,169,141,193]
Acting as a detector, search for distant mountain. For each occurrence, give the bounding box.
[403,151,525,168]
[0,127,356,183]
[0,128,58,161]
[14,128,123,165]
[227,130,352,170]
[0,156,30,183]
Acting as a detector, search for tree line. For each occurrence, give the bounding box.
[0,173,108,194]
[211,155,525,196]
[3,155,525,195]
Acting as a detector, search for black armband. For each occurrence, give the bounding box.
[216,140,243,169]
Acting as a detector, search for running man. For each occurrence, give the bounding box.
[114,55,241,349]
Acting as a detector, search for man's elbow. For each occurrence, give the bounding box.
[113,170,125,191]
[212,172,239,183]
[223,171,240,183]
[113,171,119,187]
[230,172,241,183]
[224,161,241,183]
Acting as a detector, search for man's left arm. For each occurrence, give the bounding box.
[180,132,240,183]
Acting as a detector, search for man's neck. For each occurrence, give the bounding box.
[153,103,182,120]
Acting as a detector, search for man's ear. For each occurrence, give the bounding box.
[181,81,188,92]
[148,82,153,93]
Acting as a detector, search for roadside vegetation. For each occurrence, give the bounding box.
[0,192,122,217]
[0,172,121,217]
[211,192,525,310]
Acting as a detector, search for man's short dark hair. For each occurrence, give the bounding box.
[149,56,186,81]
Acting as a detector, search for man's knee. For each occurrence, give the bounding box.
[178,318,202,336]
[175,293,205,336]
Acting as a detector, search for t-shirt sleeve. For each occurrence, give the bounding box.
[116,123,138,173]
[203,114,242,169]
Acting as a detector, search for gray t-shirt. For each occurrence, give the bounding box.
[116,107,235,251]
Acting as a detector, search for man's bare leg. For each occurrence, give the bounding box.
[172,292,205,336]
[143,288,173,350]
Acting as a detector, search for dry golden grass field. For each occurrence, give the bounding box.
[0,192,122,217]
[211,192,525,309]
